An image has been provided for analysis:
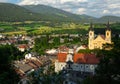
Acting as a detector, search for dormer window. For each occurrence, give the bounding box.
[66,54,73,62]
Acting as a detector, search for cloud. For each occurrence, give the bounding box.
[103,10,110,14]
[64,8,72,12]
[60,0,87,4]
[0,0,8,2]
[17,0,120,17]
[18,0,88,6]
[76,8,86,14]
[109,4,120,9]
[19,0,60,5]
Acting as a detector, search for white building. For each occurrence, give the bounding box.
[46,49,58,55]
[18,44,28,52]
[25,53,32,59]
[75,45,87,53]
[55,53,99,75]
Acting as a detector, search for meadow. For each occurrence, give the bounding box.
[0,21,120,35]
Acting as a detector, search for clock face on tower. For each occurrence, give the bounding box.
[90,32,92,36]
[107,32,109,36]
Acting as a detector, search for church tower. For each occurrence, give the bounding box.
[88,23,94,49]
[105,21,111,43]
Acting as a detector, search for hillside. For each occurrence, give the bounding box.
[0,3,55,21]
[0,3,94,22]
[23,5,94,22]
[22,5,120,23]
[97,16,120,23]
[0,3,120,22]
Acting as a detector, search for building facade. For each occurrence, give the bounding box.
[88,22,112,49]
[55,53,99,75]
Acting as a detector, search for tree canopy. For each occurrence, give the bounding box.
[0,45,22,84]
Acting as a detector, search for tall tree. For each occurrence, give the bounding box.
[0,45,20,84]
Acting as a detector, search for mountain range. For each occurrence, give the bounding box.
[0,3,120,23]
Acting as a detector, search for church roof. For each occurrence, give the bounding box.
[99,35,105,40]
[94,34,105,41]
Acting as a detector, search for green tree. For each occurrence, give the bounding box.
[0,45,20,84]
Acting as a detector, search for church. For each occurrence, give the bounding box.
[88,22,112,49]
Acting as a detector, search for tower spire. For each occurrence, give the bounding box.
[89,22,93,31]
[107,21,109,28]
[106,21,110,30]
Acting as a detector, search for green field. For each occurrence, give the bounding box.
[0,21,120,35]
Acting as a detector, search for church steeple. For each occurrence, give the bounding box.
[106,21,111,30]
[89,22,94,31]
[105,21,111,43]
[88,22,94,49]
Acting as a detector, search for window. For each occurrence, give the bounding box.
[76,65,78,67]
[86,66,88,68]
[90,32,92,36]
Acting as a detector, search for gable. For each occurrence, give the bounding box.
[94,35,105,42]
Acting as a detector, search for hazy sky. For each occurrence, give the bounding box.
[0,0,120,17]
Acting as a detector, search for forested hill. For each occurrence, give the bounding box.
[96,16,120,23]
[0,3,94,22]
[0,3,120,22]
[23,5,94,22]
[0,3,42,21]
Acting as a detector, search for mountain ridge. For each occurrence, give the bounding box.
[0,3,120,22]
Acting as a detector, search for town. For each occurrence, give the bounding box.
[0,1,120,84]
[1,21,120,84]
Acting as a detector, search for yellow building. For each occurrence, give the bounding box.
[88,22,112,49]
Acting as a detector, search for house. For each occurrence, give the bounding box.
[88,22,112,49]
[55,53,99,75]
[73,53,99,75]
[18,44,29,52]
[58,46,69,53]
[25,53,32,59]
[75,45,87,53]
[55,53,67,72]
[14,63,33,76]
[38,56,51,66]
[14,57,42,76]
[45,49,58,55]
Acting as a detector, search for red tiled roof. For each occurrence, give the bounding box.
[58,53,67,62]
[73,53,99,64]
[74,53,86,63]
[18,44,28,49]
[100,35,105,40]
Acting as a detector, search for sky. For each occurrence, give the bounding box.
[0,0,120,17]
